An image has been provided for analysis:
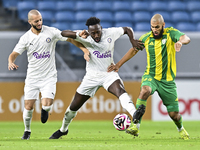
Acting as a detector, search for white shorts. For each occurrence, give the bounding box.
[77,71,123,97]
[24,77,57,100]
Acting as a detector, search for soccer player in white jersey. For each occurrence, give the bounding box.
[8,9,87,140]
[49,17,144,139]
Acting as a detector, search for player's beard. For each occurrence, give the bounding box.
[152,26,164,39]
[31,24,42,31]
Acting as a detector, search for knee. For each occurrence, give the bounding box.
[24,104,34,110]
[168,112,180,121]
[139,86,151,99]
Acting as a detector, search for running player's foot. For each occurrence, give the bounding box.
[132,104,146,123]
[41,108,48,123]
[126,123,139,136]
[21,131,31,140]
[49,130,68,139]
[179,127,190,140]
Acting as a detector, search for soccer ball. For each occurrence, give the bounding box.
[113,113,131,131]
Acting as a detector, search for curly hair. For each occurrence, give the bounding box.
[85,17,101,27]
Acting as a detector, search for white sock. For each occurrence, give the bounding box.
[119,93,136,117]
[42,105,53,112]
[60,107,77,132]
[23,108,34,132]
[177,126,184,132]
[136,123,140,129]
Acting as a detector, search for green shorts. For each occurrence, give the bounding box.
[141,74,179,112]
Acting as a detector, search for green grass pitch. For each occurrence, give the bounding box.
[0,120,199,150]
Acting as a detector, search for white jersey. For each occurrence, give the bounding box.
[13,25,68,80]
[75,27,124,73]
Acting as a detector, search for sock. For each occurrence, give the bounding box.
[119,93,136,117]
[60,107,77,132]
[174,115,183,130]
[136,98,147,123]
[23,108,34,132]
[42,105,53,112]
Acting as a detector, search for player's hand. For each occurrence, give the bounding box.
[132,39,144,50]
[8,62,19,70]
[107,63,119,72]
[79,30,89,39]
[174,41,182,52]
[84,51,90,62]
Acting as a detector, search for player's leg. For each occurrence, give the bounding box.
[126,75,157,136]
[49,92,90,139]
[22,80,39,140]
[22,99,36,140]
[159,81,189,140]
[168,111,189,140]
[41,98,53,123]
[40,77,56,123]
[107,79,137,117]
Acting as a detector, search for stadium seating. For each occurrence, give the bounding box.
[131,1,149,12]
[71,23,87,30]
[114,22,133,28]
[2,0,200,31]
[101,22,113,28]
[95,11,113,22]
[187,1,200,12]
[135,22,150,31]
[17,1,36,21]
[165,22,174,28]
[114,11,132,24]
[171,11,190,23]
[197,23,200,31]
[56,1,75,12]
[40,11,53,26]
[37,1,56,12]
[54,11,74,23]
[149,1,168,12]
[94,1,112,11]
[112,1,131,12]
[133,11,151,23]
[168,1,186,12]
[191,11,200,23]
[51,22,70,31]
[75,11,94,23]
[2,0,19,10]
[75,1,94,12]
[176,23,196,31]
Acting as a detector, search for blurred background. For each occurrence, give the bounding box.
[0,0,199,121]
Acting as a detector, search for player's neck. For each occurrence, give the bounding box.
[31,27,41,35]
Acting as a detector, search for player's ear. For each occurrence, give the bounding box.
[163,22,165,28]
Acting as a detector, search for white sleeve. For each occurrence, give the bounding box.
[53,27,68,41]
[109,27,124,41]
[13,36,27,55]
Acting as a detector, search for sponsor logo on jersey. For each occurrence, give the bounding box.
[162,39,167,45]
[107,38,112,43]
[149,42,154,45]
[93,50,111,58]
[33,51,50,59]
[46,37,51,43]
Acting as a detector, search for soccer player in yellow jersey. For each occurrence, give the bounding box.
[107,14,190,140]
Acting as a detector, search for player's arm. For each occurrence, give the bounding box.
[67,38,90,62]
[61,30,77,39]
[175,34,190,52]
[107,47,138,72]
[8,51,20,70]
[123,27,144,50]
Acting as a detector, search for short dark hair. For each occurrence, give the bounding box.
[86,17,101,27]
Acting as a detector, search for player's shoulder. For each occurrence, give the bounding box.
[165,26,179,33]
[140,31,151,41]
